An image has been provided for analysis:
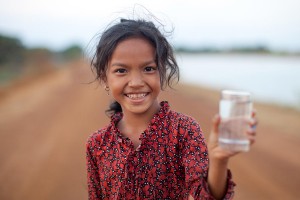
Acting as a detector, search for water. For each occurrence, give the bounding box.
[219,117,251,152]
[177,53,300,109]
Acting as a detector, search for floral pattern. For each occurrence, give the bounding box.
[86,101,235,199]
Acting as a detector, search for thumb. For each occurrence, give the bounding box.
[212,114,221,134]
[209,114,221,150]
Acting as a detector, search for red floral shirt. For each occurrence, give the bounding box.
[86,101,235,199]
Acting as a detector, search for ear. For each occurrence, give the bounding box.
[101,82,109,90]
[100,75,108,86]
[102,68,108,83]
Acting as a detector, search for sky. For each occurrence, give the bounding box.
[1,0,300,51]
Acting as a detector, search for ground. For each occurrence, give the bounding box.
[0,60,299,199]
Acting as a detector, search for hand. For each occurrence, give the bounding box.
[247,110,258,145]
[208,111,258,162]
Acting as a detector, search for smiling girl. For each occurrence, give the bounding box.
[86,18,257,200]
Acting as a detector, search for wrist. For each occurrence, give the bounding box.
[209,156,229,168]
[208,157,229,199]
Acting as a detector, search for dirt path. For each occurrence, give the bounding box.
[0,61,299,199]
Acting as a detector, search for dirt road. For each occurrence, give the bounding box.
[1,61,299,199]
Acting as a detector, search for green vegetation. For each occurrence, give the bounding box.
[59,44,83,60]
[0,34,25,65]
[0,34,83,85]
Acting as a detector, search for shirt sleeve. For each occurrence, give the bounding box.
[86,135,102,199]
[179,117,235,200]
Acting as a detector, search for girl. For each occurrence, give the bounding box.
[86,18,257,199]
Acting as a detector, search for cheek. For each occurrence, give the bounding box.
[108,81,122,93]
[155,73,161,86]
[150,75,161,92]
[107,79,127,98]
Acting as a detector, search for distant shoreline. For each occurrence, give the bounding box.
[174,45,300,56]
[175,49,300,57]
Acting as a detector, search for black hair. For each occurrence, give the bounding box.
[91,18,179,116]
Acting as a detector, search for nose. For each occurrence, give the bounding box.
[128,71,144,87]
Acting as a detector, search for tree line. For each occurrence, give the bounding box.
[0,34,83,84]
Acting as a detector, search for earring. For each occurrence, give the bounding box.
[105,86,110,95]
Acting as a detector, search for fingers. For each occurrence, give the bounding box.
[251,109,257,118]
[248,135,256,145]
[249,109,258,131]
[247,127,256,145]
[247,115,258,145]
[249,119,258,131]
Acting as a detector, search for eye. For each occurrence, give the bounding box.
[114,68,127,74]
[144,66,157,72]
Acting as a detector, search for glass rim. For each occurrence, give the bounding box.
[221,90,251,101]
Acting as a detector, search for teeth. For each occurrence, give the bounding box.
[126,93,147,99]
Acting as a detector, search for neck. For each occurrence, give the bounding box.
[119,101,160,135]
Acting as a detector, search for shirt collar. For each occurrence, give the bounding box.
[110,101,170,130]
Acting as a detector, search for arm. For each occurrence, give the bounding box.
[180,113,257,199]
[207,115,235,199]
[86,137,102,199]
[207,113,257,199]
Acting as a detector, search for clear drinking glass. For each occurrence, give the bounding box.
[218,90,253,152]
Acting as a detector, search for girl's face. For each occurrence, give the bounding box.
[106,37,161,117]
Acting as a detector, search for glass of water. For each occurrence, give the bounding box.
[218,90,253,152]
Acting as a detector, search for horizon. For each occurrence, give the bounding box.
[2,32,295,54]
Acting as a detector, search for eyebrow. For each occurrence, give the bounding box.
[110,60,156,68]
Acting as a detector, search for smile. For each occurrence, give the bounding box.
[125,93,148,99]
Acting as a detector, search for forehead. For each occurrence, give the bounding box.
[111,37,156,61]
